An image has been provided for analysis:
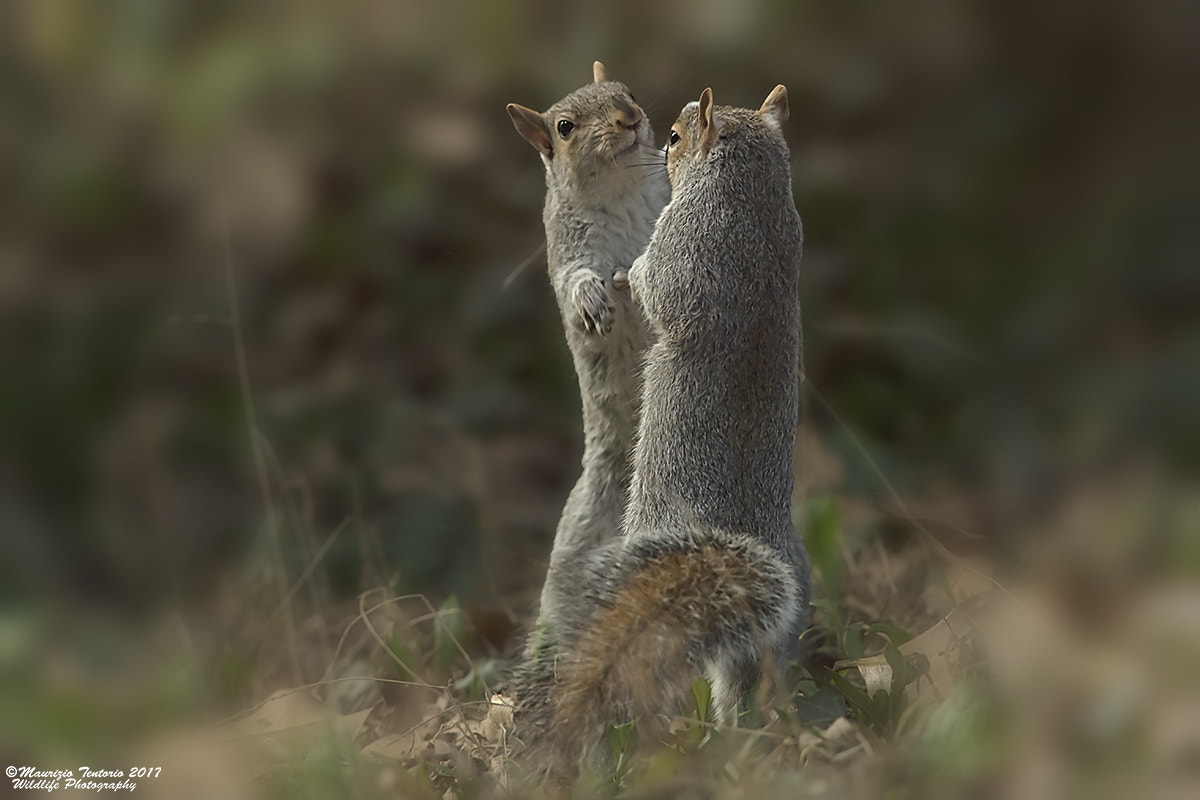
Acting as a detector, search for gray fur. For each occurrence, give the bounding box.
[626,88,813,670]
[513,529,798,779]
[507,66,670,643]
[512,87,814,783]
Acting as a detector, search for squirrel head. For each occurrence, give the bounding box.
[506,62,657,194]
[665,85,790,188]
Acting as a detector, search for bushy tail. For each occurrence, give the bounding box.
[514,528,801,783]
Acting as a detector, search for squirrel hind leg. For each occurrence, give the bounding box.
[706,646,787,726]
[705,655,761,725]
[706,664,742,725]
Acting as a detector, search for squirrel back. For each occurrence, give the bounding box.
[514,86,811,784]
[627,85,803,548]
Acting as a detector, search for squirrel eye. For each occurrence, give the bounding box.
[556,119,575,138]
[668,130,681,147]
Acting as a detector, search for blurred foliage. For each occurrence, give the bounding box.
[1,0,1198,786]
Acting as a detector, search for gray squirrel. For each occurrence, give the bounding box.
[513,85,812,781]
[506,63,671,645]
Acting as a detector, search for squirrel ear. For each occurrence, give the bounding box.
[698,87,719,155]
[507,103,553,156]
[593,61,610,83]
[759,85,789,132]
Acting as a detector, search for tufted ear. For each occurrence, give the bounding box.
[758,85,789,132]
[593,61,610,83]
[698,87,719,156]
[507,103,553,156]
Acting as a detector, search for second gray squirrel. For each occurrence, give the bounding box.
[514,85,812,779]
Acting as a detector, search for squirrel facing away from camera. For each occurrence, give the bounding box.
[506,62,670,645]
[514,85,812,779]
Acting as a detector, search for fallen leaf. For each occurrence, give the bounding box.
[222,690,374,754]
[837,604,974,704]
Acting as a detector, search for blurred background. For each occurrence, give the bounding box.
[1,0,1197,776]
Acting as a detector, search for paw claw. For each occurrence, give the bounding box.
[572,273,615,335]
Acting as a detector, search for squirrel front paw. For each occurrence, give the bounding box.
[571,272,615,335]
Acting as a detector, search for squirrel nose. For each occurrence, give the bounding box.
[614,102,642,130]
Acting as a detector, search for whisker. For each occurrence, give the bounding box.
[502,242,547,290]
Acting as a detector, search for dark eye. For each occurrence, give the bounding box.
[628,92,638,104]
[668,130,681,147]
[556,119,575,138]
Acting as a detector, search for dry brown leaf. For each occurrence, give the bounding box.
[852,659,893,698]
[820,716,868,762]
[364,731,421,761]
[479,692,514,744]
[837,605,974,704]
[234,690,327,737]
[795,728,829,764]
[222,690,374,756]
